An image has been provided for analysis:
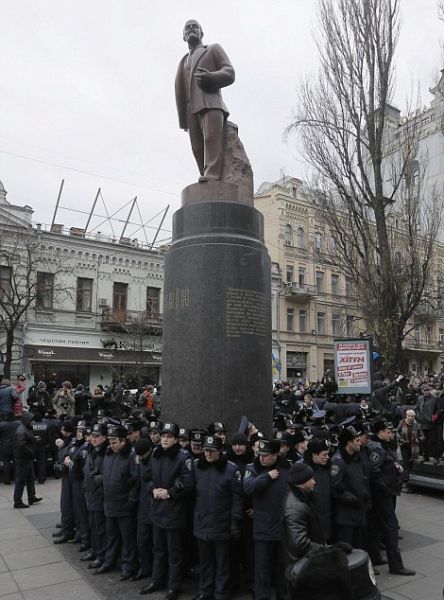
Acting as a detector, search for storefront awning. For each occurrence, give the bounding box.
[24,345,162,365]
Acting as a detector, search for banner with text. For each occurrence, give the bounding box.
[333,338,372,395]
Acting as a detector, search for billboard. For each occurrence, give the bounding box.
[333,338,372,395]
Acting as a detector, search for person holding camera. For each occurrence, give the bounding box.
[53,381,75,420]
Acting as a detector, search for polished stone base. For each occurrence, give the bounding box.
[161,189,272,437]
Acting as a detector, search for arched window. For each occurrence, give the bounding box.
[296,227,304,249]
[284,224,292,245]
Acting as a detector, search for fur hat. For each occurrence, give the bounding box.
[288,463,314,486]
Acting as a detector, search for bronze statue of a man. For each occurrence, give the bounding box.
[175,20,235,182]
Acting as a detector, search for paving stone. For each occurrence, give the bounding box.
[0,526,37,541]
[0,572,19,596]
[4,547,63,570]
[12,562,80,591]
[22,580,102,600]
[0,535,51,554]
[392,572,444,600]
[0,555,8,573]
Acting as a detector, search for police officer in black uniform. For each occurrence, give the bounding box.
[65,421,90,549]
[303,437,333,542]
[244,439,290,600]
[140,422,194,600]
[82,422,108,568]
[94,424,140,580]
[366,419,415,576]
[134,437,155,582]
[43,409,61,477]
[330,426,369,548]
[192,435,243,600]
[53,421,76,543]
[32,414,49,484]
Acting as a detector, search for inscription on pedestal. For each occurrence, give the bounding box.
[226,288,267,338]
[167,287,190,310]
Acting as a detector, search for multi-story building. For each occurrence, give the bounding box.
[0,182,164,390]
[255,175,444,381]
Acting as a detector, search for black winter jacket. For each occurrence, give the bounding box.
[83,442,107,511]
[103,442,139,517]
[243,455,290,541]
[330,448,369,527]
[147,443,194,529]
[282,485,325,564]
[13,413,36,461]
[0,418,20,455]
[192,454,243,541]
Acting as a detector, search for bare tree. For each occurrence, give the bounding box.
[288,0,443,373]
[0,229,71,378]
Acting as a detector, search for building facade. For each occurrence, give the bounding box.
[0,183,164,391]
[255,175,444,382]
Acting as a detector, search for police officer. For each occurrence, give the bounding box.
[274,431,295,464]
[94,425,139,580]
[178,428,191,451]
[330,425,369,548]
[303,437,333,542]
[192,435,243,600]
[134,437,155,582]
[140,422,194,599]
[65,421,90,549]
[43,408,62,477]
[53,421,76,543]
[82,422,108,569]
[366,419,415,576]
[244,439,290,600]
[32,414,49,484]
[208,422,229,453]
[189,430,205,458]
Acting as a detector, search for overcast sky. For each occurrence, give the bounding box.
[1,0,443,244]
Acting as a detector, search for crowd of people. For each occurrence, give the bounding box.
[0,370,443,599]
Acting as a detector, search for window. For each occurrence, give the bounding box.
[113,282,128,320]
[314,231,322,252]
[299,309,307,333]
[287,308,294,331]
[316,271,324,294]
[332,313,341,336]
[345,277,353,298]
[414,325,420,344]
[331,274,339,295]
[286,265,294,283]
[0,266,11,304]
[296,227,304,249]
[76,278,93,312]
[328,236,337,256]
[317,312,325,335]
[346,315,354,337]
[298,267,305,286]
[146,286,161,316]
[426,326,432,344]
[36,272,54,309]
[284,224,292,245]
[439,328,444,346]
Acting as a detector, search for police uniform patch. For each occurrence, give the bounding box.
[82,450,88,459]
[134,455,141,464]
[185,458,192,471]
[207,436,214,444]
[369,451,380,463]
[244,470,252,479]
[235,470,242,481]
[330,464,340,477]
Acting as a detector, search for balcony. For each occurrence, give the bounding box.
[101,308,162,334]
[413,301,444,321]
[283,282,317,302]
[402,336,443,354]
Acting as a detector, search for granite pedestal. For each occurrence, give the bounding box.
[161,182,272,436]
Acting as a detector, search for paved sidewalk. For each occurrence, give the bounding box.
[1,479,443,600]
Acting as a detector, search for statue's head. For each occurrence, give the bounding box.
[183,19,203,45]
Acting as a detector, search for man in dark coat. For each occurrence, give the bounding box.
[244,439,290,600]
[94,425,139,580]
[82,422,108,568]
[0,414,19,484]
[13,412,42,508]
[330,426,369,548]
[53,421,76,543]
[0,378,18,421]
[140,422,194,600]
[302,438,333,542]
[192,435,243,600]
[282,463,325,564]
[66,421,90,549]
[366,420,415,576]
[134,437,155,582]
